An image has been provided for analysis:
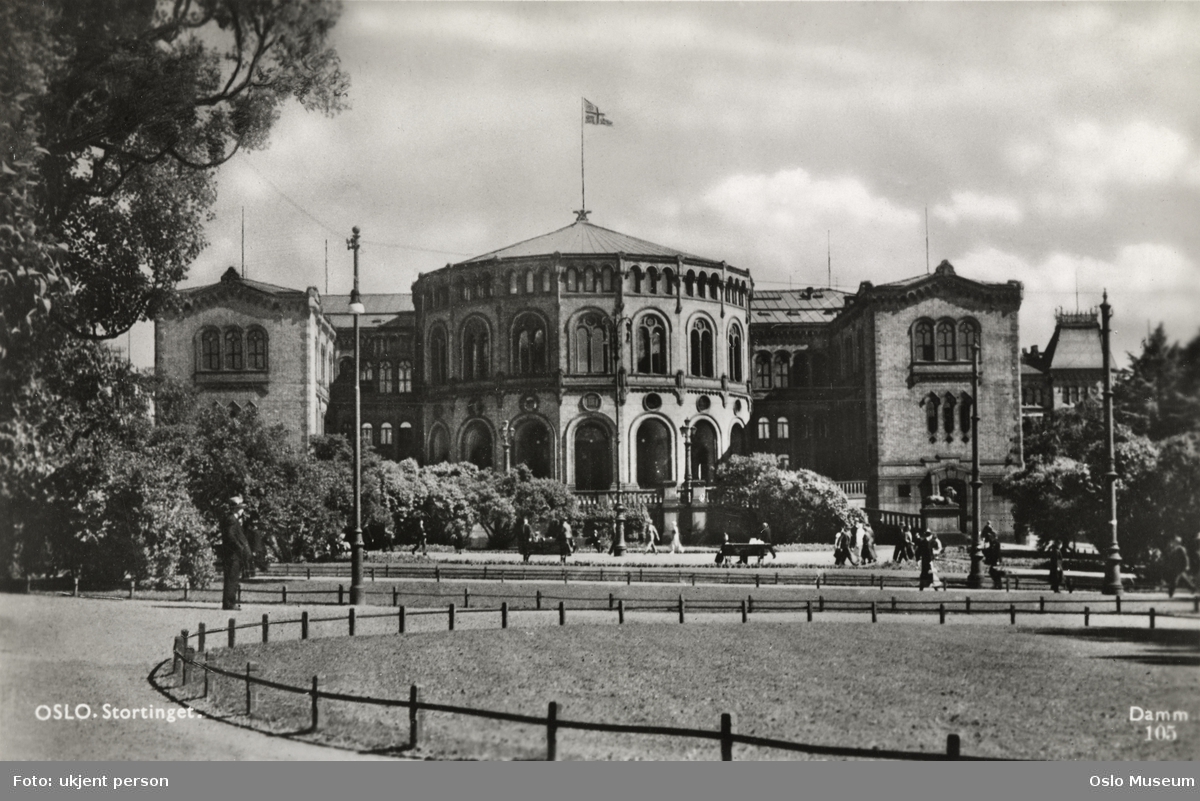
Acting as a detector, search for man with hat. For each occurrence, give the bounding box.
[221,495,252,610]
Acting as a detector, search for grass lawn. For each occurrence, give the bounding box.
[188,594,1199,761]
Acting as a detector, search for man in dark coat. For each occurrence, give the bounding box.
[1165,534,1195,598]
[759,522,777,559]
[1047,540,1064,593]
[518,516,533,563]
[982,522,1003,589]
[221,495,252,610]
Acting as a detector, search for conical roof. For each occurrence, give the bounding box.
[460,217,712,264]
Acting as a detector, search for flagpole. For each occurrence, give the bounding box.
[580,98,586,216]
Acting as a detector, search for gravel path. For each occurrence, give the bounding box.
[0,593,392,760]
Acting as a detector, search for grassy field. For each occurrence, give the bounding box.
[178,583,1199,762]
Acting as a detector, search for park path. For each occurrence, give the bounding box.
[0,593,393,761]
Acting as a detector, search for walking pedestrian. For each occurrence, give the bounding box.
[1165,534,1195,598]
[759,522,777,559]
[669,522,684,554]
[892,525,912,564]
[833,527,851,566]
[982,522,1003,589]
[859,523,877,564]
[410,519,427,556]
[557,517,573,564]
[1047,540,1063,593]
[518,516,533,563]
[917,529,944,591]
[643,519,659,554]
[221,495,252,611]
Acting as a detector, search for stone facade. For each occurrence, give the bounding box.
[154,267,337,446]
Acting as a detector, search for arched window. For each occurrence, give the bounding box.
[200,328,221,371]
[913,321,935,362]
[754,352,772,389]
[361,361,375,389]
[776,416,790,439]
[428,327,448,385]
[461,318,490,381]
[361,423,374,447]
[224,328,244,370]
[959,393,973,442]
[635,418,672,487]
[647,267,659,294]
[685,271,695,297]
[691,420,718,483]
[631,267,643,294]
[958,320,980,362]
[936,320,956,362]
[380,361,394,393]
[696,271,707,299]
[574,313,611,374]
[397,361,413,393]
[756,417,770,439]
[584,266,596,292]
[710,274,720,299]
[428,426,450,464]
[566,267,578,292]
[247,328,267,371]
[380,422,394,446]
[924,393,941,440]
[512,314,547,375]
[772,352,790,388]
[524,270,535,294]
[574,422,612,490]
[636,315,668,374]
[727,324,743,383]
[508,272,518,295]
[942,393,957,439]
[461,421,493,469]
[513,419,552,479]
[601,265,614,292]
[689,318,714,377]
[338,357,354,383]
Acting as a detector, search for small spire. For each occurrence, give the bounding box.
[573,209,591,223]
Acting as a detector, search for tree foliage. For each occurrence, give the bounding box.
[0,0,348,355]
[715,454,866,544]
[1114,323,1200,441]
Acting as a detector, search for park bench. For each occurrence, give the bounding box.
[718,542,770,565]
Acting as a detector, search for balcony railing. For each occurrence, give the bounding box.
[574,489,662,512]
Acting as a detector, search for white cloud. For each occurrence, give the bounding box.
[933,192,1023,226]
[955,243,1200,362]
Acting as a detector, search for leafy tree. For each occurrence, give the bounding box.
[0,0,348,356]
[1114,324,1200,440]
[714,454,866,543]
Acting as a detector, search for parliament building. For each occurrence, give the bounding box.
[155,213,1093,539]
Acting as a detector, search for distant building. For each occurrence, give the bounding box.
[157,218,1038,537]
[1020,309,1108,436]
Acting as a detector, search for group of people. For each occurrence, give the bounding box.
[833,522,876,566]
[516,516,576,564]
[642,519,685,555]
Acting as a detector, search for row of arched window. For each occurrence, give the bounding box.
[912,318,981,363]
[197,326,268,372]
[921,392,974,443]
[422,266,750,309]
[338,360,414,394]
[427,313,746,384]
[754,350,830,389]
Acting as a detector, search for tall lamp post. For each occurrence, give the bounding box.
[1100,290,1123,595]
[347,227,366,606]
[501,420,512,473]
[966,342,983,588]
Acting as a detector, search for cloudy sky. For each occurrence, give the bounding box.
[126,1,1200,367]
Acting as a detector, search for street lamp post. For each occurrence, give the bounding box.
[501,420,512,473]
[682,419,694,503]
[967,342,983,589]
[1100,290,1123,595]
[347,227,365,606]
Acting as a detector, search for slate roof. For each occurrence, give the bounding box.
[324,293,414,329]
[749,288,848,324]
[460,218,713,264]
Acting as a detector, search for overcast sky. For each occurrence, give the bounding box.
[126,1,1200,368]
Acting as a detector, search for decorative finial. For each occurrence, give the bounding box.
[573,209,590,223]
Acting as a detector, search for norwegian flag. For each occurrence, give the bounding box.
[583,98,613,126]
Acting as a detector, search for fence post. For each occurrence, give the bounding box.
[879,575,884,590]
[775,572,779,586]
[306,567,311,580]
[755,574,760,589]
[310,676,321,732]
[546,701,559,761]
[720,712,736,761]
[386,564,390,579]
[409,685,423,750]
[1039,596,1045,613]
[871,601,877,623]
[399,606,406,634]
[483,566,488,581]
[228,618,236,648]
[73,576,80,597]
[393,586,399,607]
[338,584,344,605]
[245,661,259,718]
[965,597,971,615]
[197,622,206,653]
[502,602,508,629]
[435,566,440,584]
[559,601,566,626]
[678,595,685,624]
[816,575,821,590]
[1005,575,1010,592]
[1010,604,1016,625]
[448,603,456,631]
[464,588,470,608]
[172,636,183,675]
[563,569,568,586]
[639,569,643,583]
[370,567,375,583]
[1149,608,1156,630]
[536,590,542,610]
[183,579,188,602]
[181,646,194,687]
[741,599,747,623]
[302,611,309,640]
[939,603,946,625]
[609,593,614,610]
[748,595,754,614]
[627,571,631,586]
[599,568,604,582]
[349,608,357,636]
[891,596,896,612]
[1115,596,1121,614]
[691,573,696,587]
[618,599,625,624]
[202,652,210,699]
[819,595,824,613]
[262,614,269,643]
[806,600,812,622]
[282,585,287,605]
[946,733,960,760]
[1084,606,1090,627]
